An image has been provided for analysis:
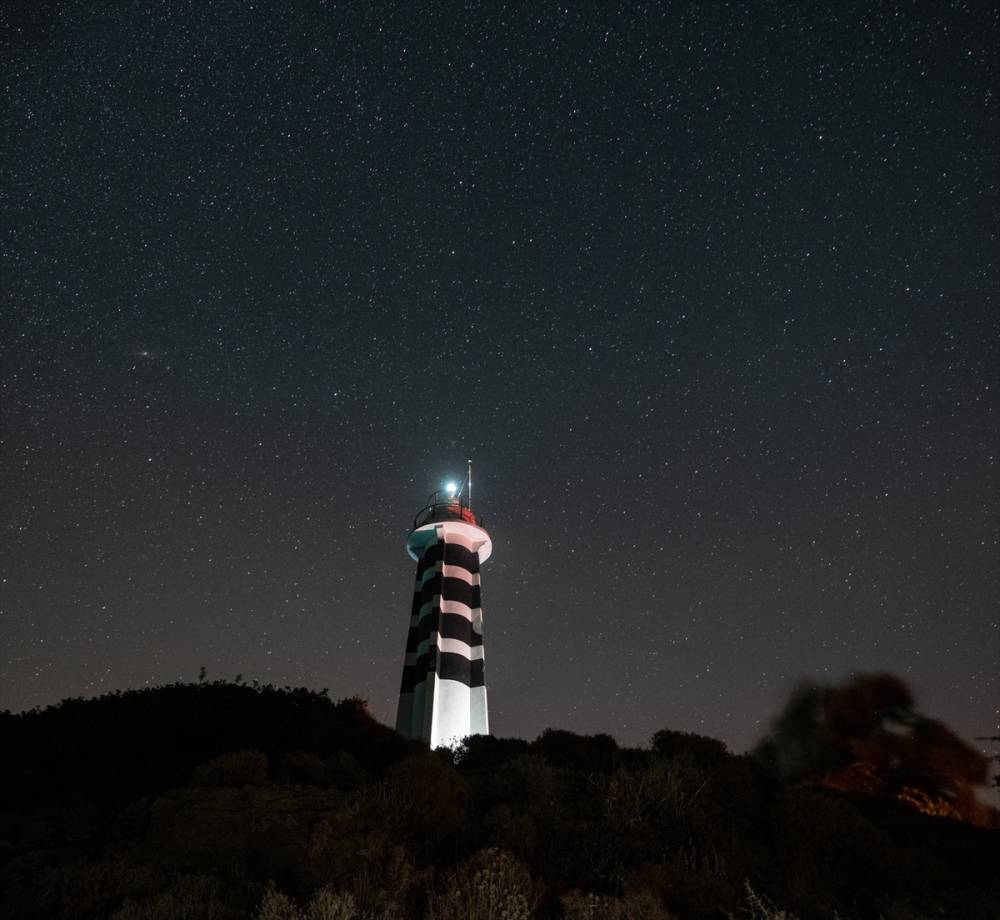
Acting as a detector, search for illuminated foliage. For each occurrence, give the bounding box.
[820,760,882,795]
[896,787,961,820]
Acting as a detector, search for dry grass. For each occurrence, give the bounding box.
[426,849,535,920]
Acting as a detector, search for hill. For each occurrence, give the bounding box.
[1,682,997,919]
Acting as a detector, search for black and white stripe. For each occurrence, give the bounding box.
[395,521,490,747]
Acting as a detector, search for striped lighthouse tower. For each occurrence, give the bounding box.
[395,465,492,749]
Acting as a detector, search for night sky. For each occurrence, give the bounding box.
[3,2,997,759]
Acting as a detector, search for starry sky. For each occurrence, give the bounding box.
[2,2,997,757]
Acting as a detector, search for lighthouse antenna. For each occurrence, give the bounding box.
[466,459,473,510]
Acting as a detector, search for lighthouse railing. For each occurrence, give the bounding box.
[412,498,484,531]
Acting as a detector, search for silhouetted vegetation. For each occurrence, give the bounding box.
[1,679,997,919]
[0,682,417,808]
[753,673,993,824]
[978,735,1000,789]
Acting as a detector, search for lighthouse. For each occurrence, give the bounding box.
[395,467,492,748]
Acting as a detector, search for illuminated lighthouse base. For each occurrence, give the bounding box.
[396,515,492,749]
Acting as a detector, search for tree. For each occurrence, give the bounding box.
[753,673,990,820]
[976,735,1000,789]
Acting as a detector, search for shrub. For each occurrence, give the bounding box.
[347,845,412,919]
[109,874,239,920]
[40,857,163,919]
[773,787,892,915]
[651,730,729,771]
[603,758,704,827]
[192,750,268,787]
[482,804,539,865]
[255,882,301,920]
[382,752,468,845]
[303,887,359,920]
[455,734,531,770]
[647,840,743,919]
[599,758,714,868]
[724,882,800,920]
[709,754,771,817]
[307,784,418,914]
[253,883,383,920]
[426,848,535,920]
[275,751,337,787]
[533,729,619,772]
[485,754,562,816]
[562,889,677,920]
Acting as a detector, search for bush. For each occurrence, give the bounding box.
[253,882,391,920]
[772,787,892,915]
[426,849,536,920]
[602,758,704,827]
[455,734,531,770]
[481,804,539,866]
[255,882,302,920]
[651,730,729,771]
[109,874,240,920]
[724,883,800,920]
[381,752,468,855]
[306,782,418,915]
[562,889,677,920]
[303,887,360,920]
[638,840,743,919]
[40,857,164,919]
[532,730,619,772]
[274,752,337,787]
[192,750,268,787]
